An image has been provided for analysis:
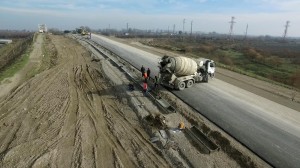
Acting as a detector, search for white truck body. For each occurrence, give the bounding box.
[158,56,215,90]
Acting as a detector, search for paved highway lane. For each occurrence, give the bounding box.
[91,34,300,168]
[91,35,161,77]
[175,80,300,168]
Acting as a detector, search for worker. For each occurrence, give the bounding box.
[143,71,148,79]
[143,80,148,94]
[141,65,145,77]
[178,122,185,130]
[154,76,159,90]
[147,68,151,79]
[128,83,134,91]
[144,76,148,83]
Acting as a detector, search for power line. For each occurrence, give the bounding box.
[244,24,248,40]
[190,20,193,35]
[283,21,290,41]
[173,24,175,34]
[228,16,236,40]
[183,19,186,33]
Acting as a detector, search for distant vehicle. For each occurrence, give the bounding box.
[76,28,89,36]
[158,55,215,90]
[0,39,12,44]
[38,24,47,33]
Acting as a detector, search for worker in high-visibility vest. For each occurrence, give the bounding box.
[143,72,147,79]
[143,80,148,94]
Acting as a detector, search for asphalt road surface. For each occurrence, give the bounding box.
[91,34,300,168]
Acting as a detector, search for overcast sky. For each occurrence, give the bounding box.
[0,0,299,37]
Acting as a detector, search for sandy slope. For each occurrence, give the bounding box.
[0,35,170,167]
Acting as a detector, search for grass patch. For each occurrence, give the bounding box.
[0,48,31,82]
[42,34,58,68]
[24,34,58,79]
[141,37,300,89]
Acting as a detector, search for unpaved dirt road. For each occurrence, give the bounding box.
[0,35,171,167]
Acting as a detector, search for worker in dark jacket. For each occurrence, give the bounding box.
[147,68,151,79]
[141,65,145,77]
[154,76,159,89]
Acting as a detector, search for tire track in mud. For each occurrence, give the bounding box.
[75,52,169,168]
[103,100,169,168]
[0,69,70,167]
[50,37,137,167]
[75,64,136,168]
[0,67,68,123]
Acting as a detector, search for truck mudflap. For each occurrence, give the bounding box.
[202,73,209,83]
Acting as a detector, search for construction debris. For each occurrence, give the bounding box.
[144,114,167,129]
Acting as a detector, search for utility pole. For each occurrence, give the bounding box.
[183,19,186,33]
[173,24,175,34]
[283,21,290,41]
[244,24,248,40]
[190,20,193,35]
[228,16,236,40]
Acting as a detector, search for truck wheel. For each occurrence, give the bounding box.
[186,80,194,88]
[177,81,186,90]
[202,74,208,83]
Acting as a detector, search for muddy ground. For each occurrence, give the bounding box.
[0,34,270,168]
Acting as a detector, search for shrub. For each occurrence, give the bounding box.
[290,71,300,89]
[198,45,215,53]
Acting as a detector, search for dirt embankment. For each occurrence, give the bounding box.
[0,35,170,167]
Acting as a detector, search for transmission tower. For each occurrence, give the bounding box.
[173,24,175,34]
[183,19,186,33]
[190,20,193,35]
[228,16,236,39]
[283,21,290,41]
[244,24,248,40]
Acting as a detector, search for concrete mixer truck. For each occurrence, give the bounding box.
[158,55,215,90]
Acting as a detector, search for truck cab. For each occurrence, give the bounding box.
[207,60,215,78]
[159,56,216,90]
[197,59,215,82]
